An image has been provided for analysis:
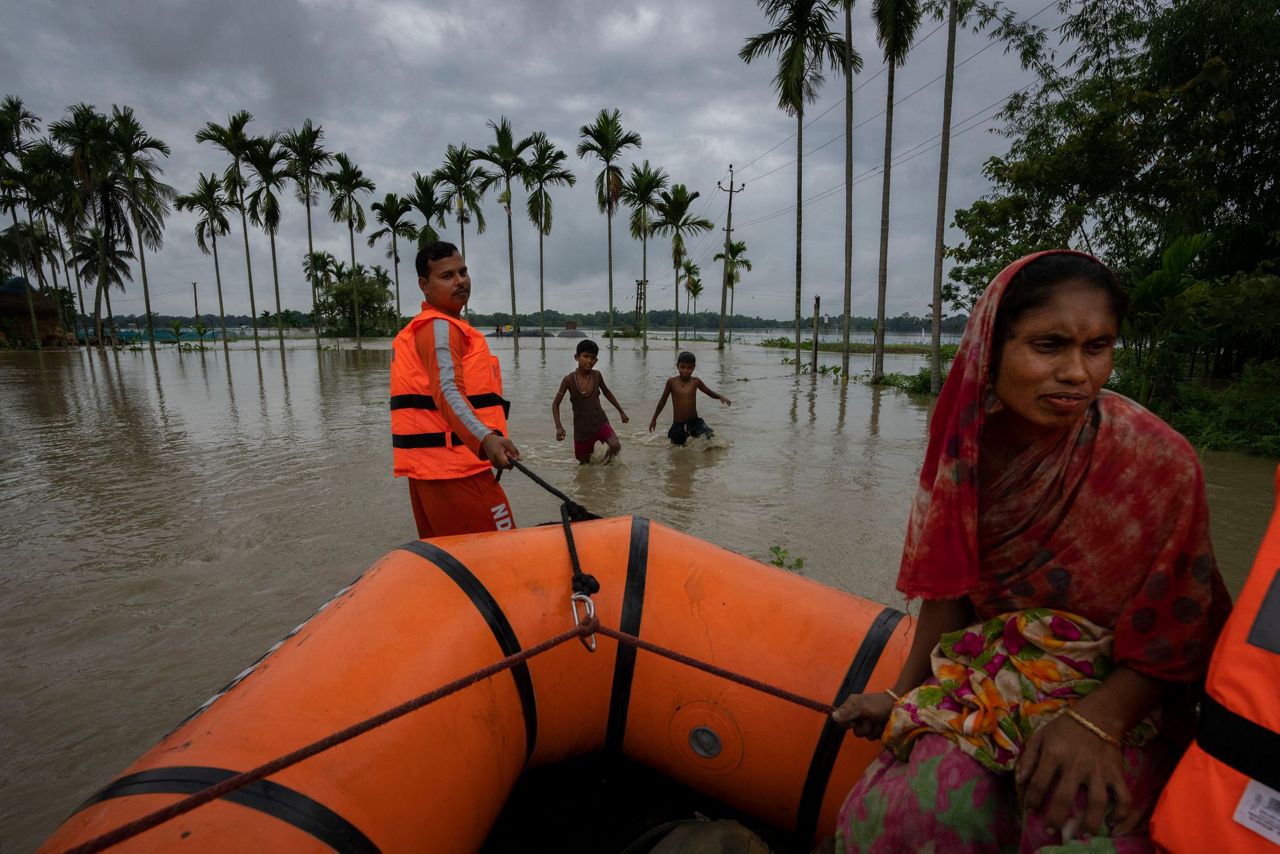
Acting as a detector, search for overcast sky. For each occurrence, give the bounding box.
[2,0,1065,322]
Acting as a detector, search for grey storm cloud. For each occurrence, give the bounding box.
[2,0,1055,321]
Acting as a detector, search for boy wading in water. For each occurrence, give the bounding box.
[552,339,629,463]
[648,351,731,445]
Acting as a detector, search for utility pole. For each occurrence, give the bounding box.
[192,282,200,321]
[716,165,745,351]
[635,278,647,342]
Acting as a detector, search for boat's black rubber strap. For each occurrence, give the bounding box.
[795,606,905,841]
[73,766,378,853]
[605,516,651,754]
[1198,694,1280,791]
[400,539,538,763]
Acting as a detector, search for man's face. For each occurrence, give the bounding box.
[419,252,470,316]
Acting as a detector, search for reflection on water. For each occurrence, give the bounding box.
[0,339,1273,849]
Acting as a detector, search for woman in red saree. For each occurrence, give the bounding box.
[831,251,1231,852]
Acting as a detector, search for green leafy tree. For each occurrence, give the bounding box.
[367,192,416,322]
[652,184,714,346]
[473,117,535,351]
[620,160,669,348]
[196,111,262,346]
[683,259,704,335]
[522,132,576,347]
[324,152,375,348]
[174,173,232,350]
[577,108,642,345]
[279,119,333,350]
[741,0,849,370]
[70,225,133,341]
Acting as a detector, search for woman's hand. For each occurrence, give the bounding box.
[831,692,896,740]
[1017,713,1136,838]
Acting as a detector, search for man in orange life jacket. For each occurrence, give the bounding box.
[390,241,520,538]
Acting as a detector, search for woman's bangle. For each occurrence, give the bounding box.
[1064,708,1123,748]
[884,688,901,702]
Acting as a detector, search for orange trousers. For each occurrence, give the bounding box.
[407,471,516,539]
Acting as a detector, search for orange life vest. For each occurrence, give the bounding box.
[1150,464,1280,852]
[390,304,509,481]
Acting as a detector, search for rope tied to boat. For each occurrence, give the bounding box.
[64,618,834,853]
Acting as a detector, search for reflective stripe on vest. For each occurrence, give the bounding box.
[390,306,508,480]
[1150,465,1280,852]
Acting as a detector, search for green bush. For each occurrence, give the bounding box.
[1168,361,1280,456]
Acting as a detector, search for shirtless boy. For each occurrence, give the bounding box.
[552,339,629,463]
[648,351,731,445]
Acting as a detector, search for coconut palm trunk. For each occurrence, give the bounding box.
[640,232,648,349]
[673,259,680,346]
[269,230,283,348]
[391,230,402,323]
[137,239,156,352]
[841,0,855,377]
[872,64,897,383]
[538,228,546,348]
[793,109,804,370]
[929,0,958,394]
[504,176,518,352]
[32,211,67,341]
[347,208,361,348]
[236,188,259,348]
[304,194,319,350]
[606,205,615,345]
[53,220,86,344]
[10,209,40,348]
[211,231,229,354]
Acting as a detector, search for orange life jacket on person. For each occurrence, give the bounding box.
[1150,465,1280,852]
[390,304,509,481]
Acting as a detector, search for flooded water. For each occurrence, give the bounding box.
[0,337,1274,850]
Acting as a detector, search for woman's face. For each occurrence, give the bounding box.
[992,280,1118,442]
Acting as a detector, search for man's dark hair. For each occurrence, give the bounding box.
[416,241,459,278]
[677,351,696,365]
[576,339,599,356]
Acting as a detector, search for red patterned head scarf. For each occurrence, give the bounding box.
[895,250,1230,682]
[897,250,1097,599]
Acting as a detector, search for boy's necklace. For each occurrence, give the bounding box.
[573,371,594,396]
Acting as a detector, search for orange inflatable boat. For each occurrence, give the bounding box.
[43,517,911,852]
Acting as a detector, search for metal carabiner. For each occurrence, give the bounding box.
[570,592,597,652]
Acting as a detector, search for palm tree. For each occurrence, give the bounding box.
[741,0,848,369]
[652,184,714,347]
[247,134,291,348]
[682,259,703,337]
[713,240,753,334]
[835,0,866,376]
[71,225,134,342]
[473,117,535,352]
[50,103,129,347]
[432,144,490,259]
[871,0,923,381]
[407,171,446,248]
[577,108,642,347]
[367,192,417,323]
[522,133,576,348]
[21,138,85,340]
[1,96,42,347]
[197,111,262,347]
[620,160,669,349]
[175,173,233,351]
[304,249,339,333]
[280,120,333,350]
[111,106,172,354]
[324,152,375,348]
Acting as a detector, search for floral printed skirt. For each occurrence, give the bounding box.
[835,610,1176,852]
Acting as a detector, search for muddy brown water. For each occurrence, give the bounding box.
[1,338,1274,850]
